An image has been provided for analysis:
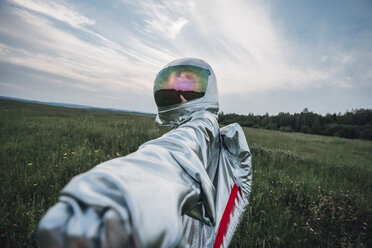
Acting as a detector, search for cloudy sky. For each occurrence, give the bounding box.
[0,0,371,115]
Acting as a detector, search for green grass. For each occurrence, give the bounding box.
[0,99,371,247]
[230,128,371,247]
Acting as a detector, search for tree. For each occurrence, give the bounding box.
[301,125,310,133]
[311,118,321,134]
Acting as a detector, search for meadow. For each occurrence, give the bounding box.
[0,99,371,247]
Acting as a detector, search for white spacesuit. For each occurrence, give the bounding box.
[37,58,252,248]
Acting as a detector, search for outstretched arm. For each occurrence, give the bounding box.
[37,111,220,248]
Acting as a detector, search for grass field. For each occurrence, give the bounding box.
[0,99,371,247]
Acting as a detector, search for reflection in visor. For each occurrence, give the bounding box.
[154,65,210,107]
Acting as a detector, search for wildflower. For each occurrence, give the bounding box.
[309,228,314,232]
[63,157,67,159]
[306,222,309,226]
[28,162,32,166]
[94,150,99,153]
[116,152,120,157]
[64,153,68,156]
[33,184,38,187]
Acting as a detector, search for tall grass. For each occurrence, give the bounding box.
[0,100,168,247]
[229,129,371,247]
[0,100,371,247]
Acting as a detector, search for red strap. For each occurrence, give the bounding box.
[213,184,240,248]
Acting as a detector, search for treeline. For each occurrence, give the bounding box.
[219,108,372,140]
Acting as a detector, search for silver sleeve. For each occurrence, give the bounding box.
[37,111,220,248]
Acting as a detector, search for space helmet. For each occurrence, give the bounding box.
[153,58,219,126]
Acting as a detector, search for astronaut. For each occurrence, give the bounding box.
[37,58,252,248]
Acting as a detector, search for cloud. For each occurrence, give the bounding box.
[122,0,192,40]
[0,4,165,95]
[4,0,369,95]
[8,0,94,28]
[0,0,371,114]
[169,0,322,92]
[131,0,372,95]
[118,0,332,94]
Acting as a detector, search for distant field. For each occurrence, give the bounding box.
[0,100,371,247]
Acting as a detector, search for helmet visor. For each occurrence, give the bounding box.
[154,65,210,107]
